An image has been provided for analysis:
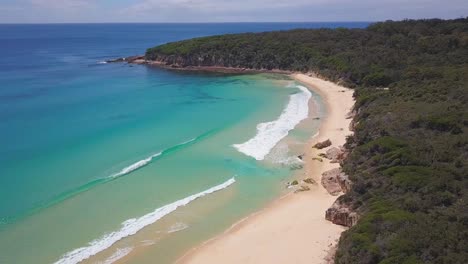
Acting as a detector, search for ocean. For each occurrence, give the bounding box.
[0,22,369,264]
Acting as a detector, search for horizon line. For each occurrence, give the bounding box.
[0,21,378,25]
[3,17,464,25]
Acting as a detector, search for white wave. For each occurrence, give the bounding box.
[265,142,302,166]
[180,137,197,145]
[233,85,312,160]
[167,222,189,233]
[99,247,133,264]
[110,137,198,179]
[111,152,162,178]
[97,61,108,64]
[54,178,236,264]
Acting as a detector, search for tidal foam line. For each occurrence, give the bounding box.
[233,85,312,160]
[99,247,133,264]
[54,178,236,264]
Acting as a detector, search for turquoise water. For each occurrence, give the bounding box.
[0,23,349,263]
[1,72,321,264]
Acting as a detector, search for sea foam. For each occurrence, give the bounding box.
[233,85,311,160]
[110,152,162,178]
[110,137,197,178]
[167,222,189,233]
[54,177,236,264]
[99,247,133,264]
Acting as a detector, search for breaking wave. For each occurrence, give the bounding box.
[54,177,236,264]
[233,85,311,160]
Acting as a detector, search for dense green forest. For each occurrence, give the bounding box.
[146,19,468,263]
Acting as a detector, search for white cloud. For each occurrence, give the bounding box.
[1,0,467,23]
[118,0,468,22]
[30,0,94,9]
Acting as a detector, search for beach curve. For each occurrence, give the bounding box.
[177,73,355,264]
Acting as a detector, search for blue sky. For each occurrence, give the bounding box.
[1,0,467,23]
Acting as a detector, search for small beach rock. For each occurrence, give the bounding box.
[313,117,321,120]
[321,168,343,196]
[312,157,323,162]
[297,154,304,160]
[313,139,332,149]
[325,199,359,227]
[286,180,299,188]
[318,153,327,158]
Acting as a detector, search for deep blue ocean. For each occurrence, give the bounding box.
[0,22,369,264]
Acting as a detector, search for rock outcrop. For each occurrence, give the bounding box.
[325,200,359,227]
[313,139,332,149]
[337,172,352,193]
[106,55,145,64]
[321,168,344,196]
[321,167,352,195]
[325,146,348,163]
[345,109,355,119]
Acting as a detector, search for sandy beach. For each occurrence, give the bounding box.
[177,73,355,264]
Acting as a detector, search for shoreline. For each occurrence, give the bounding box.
[176,73,355,264]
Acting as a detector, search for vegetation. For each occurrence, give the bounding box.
[147,18,468,263]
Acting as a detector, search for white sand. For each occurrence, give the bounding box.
[178,73,355,264]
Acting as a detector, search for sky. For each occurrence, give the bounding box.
[0,0,467,23]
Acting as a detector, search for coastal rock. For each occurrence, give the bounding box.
[337,173,352,193]
[321,168,343,196]
[313,139,332,149]
[325,146,348,163]
[321,167,352,194]
[325,147,342,163]
[349,119,358,132]
[312,157,323,162]
[106,55,145,64]
[126,55,145,63]
[106,57,126,63]
[325,199,359,227]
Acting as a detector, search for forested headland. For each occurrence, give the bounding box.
[146,18,468,263]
